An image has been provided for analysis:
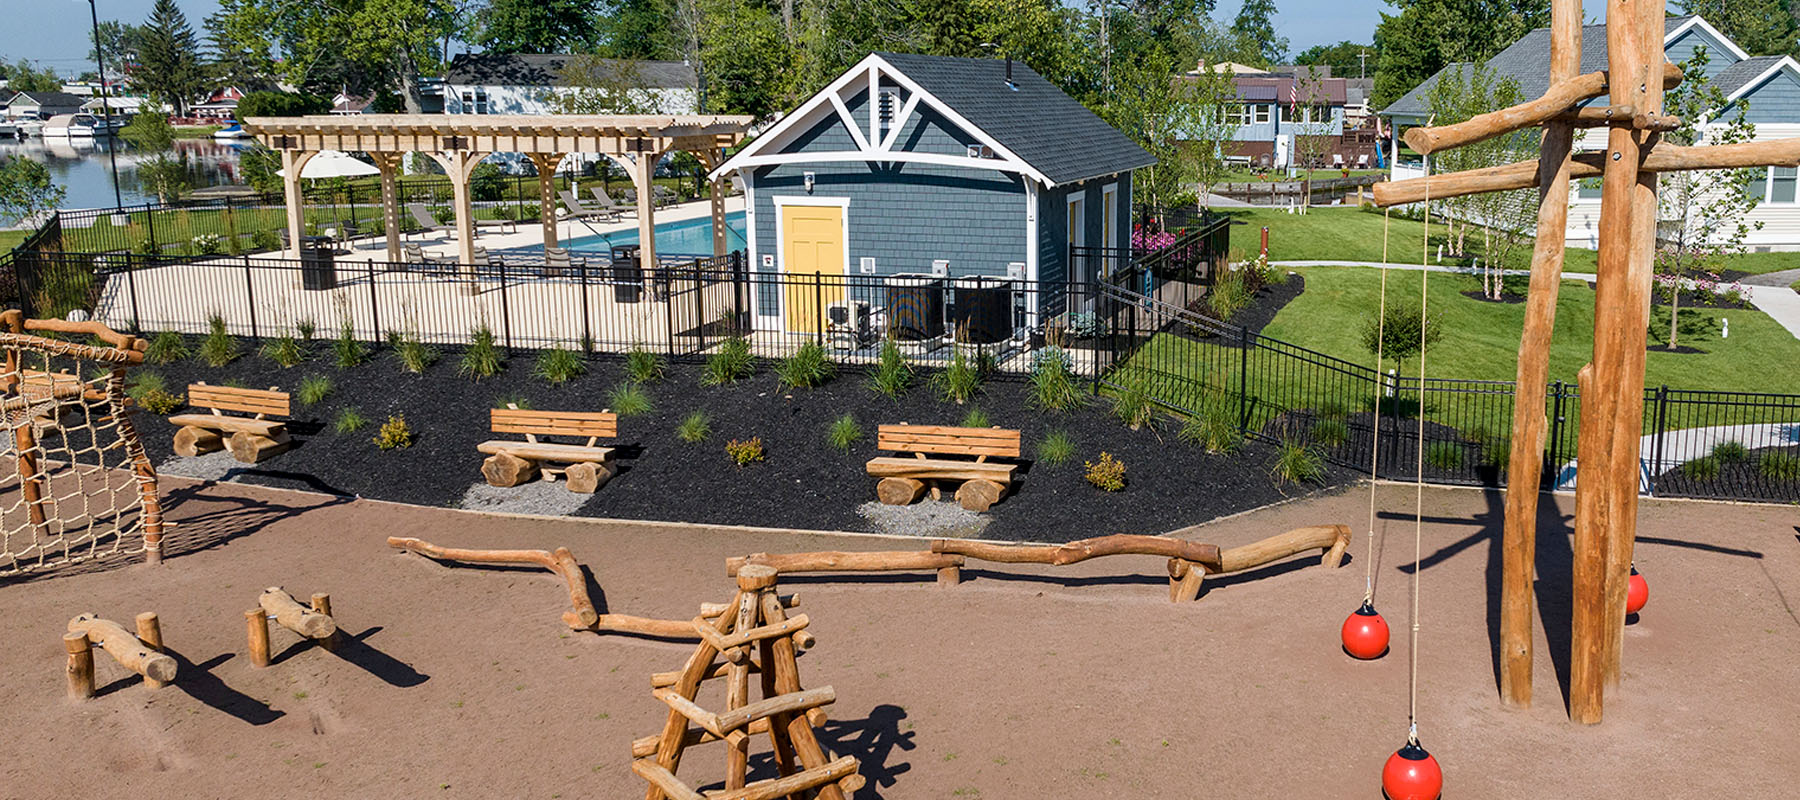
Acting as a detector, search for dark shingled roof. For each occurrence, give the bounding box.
[2,91,87,108]
[1383,16,1695,118]
[875,52,1154,185]
[444,54,696,90]
[1714,55,1786,97]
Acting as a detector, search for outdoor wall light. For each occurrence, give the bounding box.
[804,172,815,193]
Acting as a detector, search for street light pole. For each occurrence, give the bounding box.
[88,0,125,209]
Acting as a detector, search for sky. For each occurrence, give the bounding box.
[4,0,1622,78]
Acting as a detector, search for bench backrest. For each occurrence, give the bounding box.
[491,407,618,440]
[188,383,290,418]
[876,424,1021,459]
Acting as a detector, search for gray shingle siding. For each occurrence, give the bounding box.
[1730,66,1800,124]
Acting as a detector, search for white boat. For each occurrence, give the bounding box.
[17,119,45,137]
[42,114,102,138]
[213,122,252,140]
[0,121,18,139]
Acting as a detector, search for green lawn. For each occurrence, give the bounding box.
[1218,206,1800,276]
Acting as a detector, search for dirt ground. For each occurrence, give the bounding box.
[1,478,1797,799]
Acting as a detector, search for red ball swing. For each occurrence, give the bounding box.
[1342,599,1390,660]
[1382,728,1443,800]
[1627,564,1649,615]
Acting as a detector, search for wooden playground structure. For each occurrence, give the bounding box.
[1369,0,1800,723]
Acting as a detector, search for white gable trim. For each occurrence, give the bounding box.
[712,53,1052,186]
[1666,17,1751,62]
[1722,56,1800,105]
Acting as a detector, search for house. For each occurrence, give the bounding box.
[330,92,372,116]
[185,87,247,121]
[441,54,698,115]
[712,52,1154,334]
[1381,15,1800,251]
[2,91,86,121]
[1187,68,1380,169]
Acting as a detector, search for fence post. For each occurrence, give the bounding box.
[814,272,824,345]
[665,259,678,357]
[1237,326,1250,431]
[243,256,258,339]
[1649,385,1670,497]
[1546,380,1566,485]
[145,206,158,254]
[366,258,380,341]
[578,259,592,352]
[693,263,706,355]
[125,252,143,331]
[498,260,514,353]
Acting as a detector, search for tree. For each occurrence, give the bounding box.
[1178,65,1238,209]
[2,60,63,93]
[89,21,144,75]
[0,157,66,227]
[597,0,679,59]
[136,0,204,115]
[475,0,603,54]
[208,0,453,113]
[1230,0,1287,66]
[1656,49,1763,349]
[119,113,190,203]
[1295,41,1371,76]
[1372,0,1549,108]
[1675,1,1797,56]
[699,0,790,116]
[236,91,333,118]
[1361,301,1443,376]
[120,113,176,151]
[1424,60,1535,299]
[547,56,658,114]
[204,0,276,91]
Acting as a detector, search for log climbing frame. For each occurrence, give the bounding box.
[1369,0,1800,723]
[242,114,754,271]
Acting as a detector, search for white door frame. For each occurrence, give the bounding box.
[769,195,852,330]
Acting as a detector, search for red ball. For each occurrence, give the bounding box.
[1341,601,1390,660]
[1382,741,1443,800]
[1627,566,1649,615]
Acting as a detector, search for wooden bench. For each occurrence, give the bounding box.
[168,383,292,463]
[476,405,619,493]
[865,423,1021,512]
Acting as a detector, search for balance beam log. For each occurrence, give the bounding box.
[386,537,599,628]
[67,613,177,685]
[260,587,337,639]
[64,631,94,699]
[955,478,1005,512]
[173,426,223,456]
[875,476,926,505]
[931,533,1224,570]
[226,429,291,464]
[1215,525,1353,574]
[565,612,705,639]
[482,452,536,487]
[1403,63,1682,155]
[727,550,964,576]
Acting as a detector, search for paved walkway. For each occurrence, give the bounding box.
[1553,421,1800,492]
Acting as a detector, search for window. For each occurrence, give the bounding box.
[1772,166,1797,203]
[460,91,474,114]
[1252,104,1272,125]
[473,88,489,115]
[1224,104,1249,126]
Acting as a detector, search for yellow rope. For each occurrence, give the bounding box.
[1409,149,1432,740]
[1364,209,1391,604]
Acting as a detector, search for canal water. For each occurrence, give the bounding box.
[0,136,247,211]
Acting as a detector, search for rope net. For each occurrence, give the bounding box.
[0,332,161,576]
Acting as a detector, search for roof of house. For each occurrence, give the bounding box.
[3,91,87,108]
[443,54,697,89]
[1714,55,1788,96]
[872,52,1154,185]
[1231,76,1349,104]
[1383,16,1697,118]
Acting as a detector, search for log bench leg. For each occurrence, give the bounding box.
[563,460,617,494]
[1167,558,1206,603]
[482,452,537,487]
[876,477,926,505]
[955,479,1005,512]
[226,430,292,464]
[173,425,224,457]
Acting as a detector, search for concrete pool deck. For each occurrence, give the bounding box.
[337,193,746,261]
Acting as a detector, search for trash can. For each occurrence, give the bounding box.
[611,244,642,304]
[300,237,337,290]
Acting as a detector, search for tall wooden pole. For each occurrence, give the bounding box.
[1499,0,1581,710]
[1571,0,1654,725]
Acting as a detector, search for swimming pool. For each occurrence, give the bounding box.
[564,210,749,255]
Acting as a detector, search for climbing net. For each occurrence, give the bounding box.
[0,328,163,576]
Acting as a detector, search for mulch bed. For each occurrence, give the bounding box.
[1648,444,1800,504]
[131,343,1356,542]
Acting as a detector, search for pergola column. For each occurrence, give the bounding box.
[631,152,658,272]
[699,148,728,257]
[425,150,489,276]
[369,152,405,264]
[279,150,317,259]
[526,152,568,250]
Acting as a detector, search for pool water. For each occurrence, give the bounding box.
[564,210,749,256]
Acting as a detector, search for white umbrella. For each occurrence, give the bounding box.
[276,150,381,179]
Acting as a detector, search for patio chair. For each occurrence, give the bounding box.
[407,204,447,240]
[652,185,680,208]
[590,186,637,219]
[1356,153,1370,169]
[557,188,618,222]
[544,246,581,277]
[1332,153,1345,169]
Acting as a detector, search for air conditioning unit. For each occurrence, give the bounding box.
[826,300,871,350]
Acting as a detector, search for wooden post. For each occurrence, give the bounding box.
[1499,0,1580,710]
[371,152,404,263]
[427,150,487,286]
[67,614,176,686]
[134,612,166,689]
[311,593,338,651]
[1570,361,1609,723]
[280,150,316,259]
[635,152,658,274]
[246,608,271,668]
[528,153,567,250]
[704,149,728,258]
[64,631,94,700]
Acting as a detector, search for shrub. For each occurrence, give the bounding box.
[333,407,367,433]
[676,411,712,443]
[249,229,281,252]
[534,346,585,384]
[1029,350,1082,412]
[1310,418,1349,448]
[725,436,765,467]
[128,372,182,414]
[395,334,438,374]
[959,408,990,429]
[259,334,306,368]
[458,325,504,380]
[1760,451,1800,481]
[1681,456,1720,480]
[1179,399,1243,455]
[1084,451,1127,491]
[1037,430,1075,466]
[777,340,836,390]
[826,413,861,452]
[703,336,754,386]
[867,338,912,398]
[625,344,665,384]
[334,320,367,368]
[373,414,415,449]
[607,382,652,417]
[492,393,533,410]
[1206,269,1253,321]
[295,318,317,341]
[1424,442,1464,471]
[144,331,188,364]
[198,314,239,366]
[1361,302,1444,371]
[1067,311,1105,339]
[932,350,981,404]
[1110,380,1155,430]
[1712,440,1749,464]
[1271,439,1326,486]
[1317,400,1349,420]
[297,374,333,406]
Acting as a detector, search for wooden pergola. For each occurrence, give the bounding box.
[242,114,755,272]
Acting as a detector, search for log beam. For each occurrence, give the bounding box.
[1373,138,1800,207]
[67,614,177,686]
[387,537,599,628]
[1403,63,1682,155]
[727,550,964,576]
[260,587,337,639]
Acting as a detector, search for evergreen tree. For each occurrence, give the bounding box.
[204,0,276,91]
[1231,0,1287,66]
[475,0,602,54]
[136,0,204,115]
[1674,1,1798,56]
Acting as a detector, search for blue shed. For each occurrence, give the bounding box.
[713,52,1155,340]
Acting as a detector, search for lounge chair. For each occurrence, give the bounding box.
[1332,153,1345,169]
[557,188,618,222]
[652,185,680,208]
[589,186,636,219]
[407,204,447,240]
[544,246,581,277]
[1356,153,1370,169]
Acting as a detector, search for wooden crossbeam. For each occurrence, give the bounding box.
[1372,138,1800,207]
[1403,63,1682,155]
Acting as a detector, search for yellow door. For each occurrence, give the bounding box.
[781,204,845,334]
